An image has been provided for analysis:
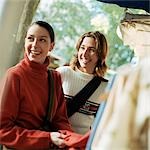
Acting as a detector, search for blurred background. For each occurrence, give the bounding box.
[0,0,149,78]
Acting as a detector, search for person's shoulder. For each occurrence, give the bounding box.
[56,66,74,76]
[7,64,22,76]
[97,76,109,90]
[56,65,72,72]
[2,65,22,82]
[100,77,108,82]
[101,78,109,88]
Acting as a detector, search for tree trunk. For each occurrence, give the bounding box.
[10,0,40,65]
[0,0,40,78]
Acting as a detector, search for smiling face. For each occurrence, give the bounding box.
[24,24,54,64]
[78,37,98,74]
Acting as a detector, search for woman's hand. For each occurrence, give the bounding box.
[50,132,67,148]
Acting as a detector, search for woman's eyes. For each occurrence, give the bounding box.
[39,39,46,42]
[90,48,96,52]
[27,37,47,42]
[80,46,85,50]
[27,37,34,41]
[80,47,96,53]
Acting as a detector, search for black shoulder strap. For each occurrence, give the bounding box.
[47,69,55,122]
[67,76,102,117]
[42,69,54,131]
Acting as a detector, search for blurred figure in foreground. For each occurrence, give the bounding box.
[86,12,150,150]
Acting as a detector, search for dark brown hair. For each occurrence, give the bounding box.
[29,21,55,42]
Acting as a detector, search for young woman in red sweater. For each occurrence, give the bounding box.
[0,21,73,149]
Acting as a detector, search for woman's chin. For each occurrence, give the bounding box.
[28,56,39,63]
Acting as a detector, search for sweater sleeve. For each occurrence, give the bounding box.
[0,70,51,149]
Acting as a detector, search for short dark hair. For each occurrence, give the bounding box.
[30,21,55,42]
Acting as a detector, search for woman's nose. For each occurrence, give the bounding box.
[32,39,38,47]
[82,48,89,56]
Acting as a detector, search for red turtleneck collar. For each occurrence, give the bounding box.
[18,54,50,79]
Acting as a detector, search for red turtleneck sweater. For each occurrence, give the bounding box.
[0,55,72,149]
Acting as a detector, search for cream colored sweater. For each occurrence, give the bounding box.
[56,66,108,134]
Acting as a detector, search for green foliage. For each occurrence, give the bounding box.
[34,0,134,69]
[34,0,93,64]
[99,3,134,69]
